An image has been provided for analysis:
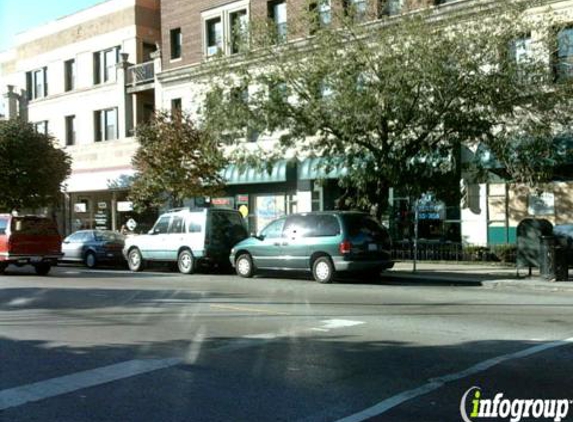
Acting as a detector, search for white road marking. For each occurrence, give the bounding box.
[320,319,365,329]
[333,336,573,422]
[7,298,35,307]
[243,319,366,339]
[0,358,182,411]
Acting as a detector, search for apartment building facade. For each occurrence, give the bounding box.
[1,0,571,243]
[0,0,160,233]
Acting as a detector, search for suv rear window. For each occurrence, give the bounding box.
[11,217,59,236]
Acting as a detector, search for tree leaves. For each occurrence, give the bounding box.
[129,112,227,210]
[0,120,71,212]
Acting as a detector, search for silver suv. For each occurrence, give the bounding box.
[123,208,247,273]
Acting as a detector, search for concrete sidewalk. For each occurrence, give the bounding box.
[384,261,573,292]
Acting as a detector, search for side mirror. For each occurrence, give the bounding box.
[63,240,70,244]
[148,229,156,235]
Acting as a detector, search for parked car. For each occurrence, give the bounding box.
[61,230,125,268]
[0,214,62,275]
[123,208,248,273]
[230,211,394,283]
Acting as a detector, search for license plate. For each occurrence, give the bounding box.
[30,257,42,263]
[368,244,378,252]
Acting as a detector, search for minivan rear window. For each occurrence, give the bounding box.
[11,217,59,236]
[343,215,387,240]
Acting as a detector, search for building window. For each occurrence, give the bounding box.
[34,121,48,135]
[25,67,47,100]
[268,0,287,43]
[230,10,248,54]
[555,27,573,81]
[64,59,75,91]
[171,98,182,116]
[94,47,119,84]
[170,28,182,60]
[65,115,76,146]
[94,108,118,142]
[379,0,402,16]
[345,0,367,21]
[310,0,331,33]
[206,17,223,56]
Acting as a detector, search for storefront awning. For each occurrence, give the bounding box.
[222,160,288,185]
[65,168,135,193]
[298,157,347,180]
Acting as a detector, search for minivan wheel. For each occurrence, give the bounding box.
[177,250,195,274]
[34,263,51,276]
[85,252,97,269]
[128,248,144,272]
[236,254,254,278]
[312,256,334,284]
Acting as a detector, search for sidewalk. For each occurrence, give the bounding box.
[384,261,573,292]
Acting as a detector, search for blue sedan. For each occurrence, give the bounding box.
[61,230,126,268]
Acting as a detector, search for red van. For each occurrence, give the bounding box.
[0,214,63,275]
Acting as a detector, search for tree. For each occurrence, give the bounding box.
[202,1,573,217]
[0,119,71,212]
[130,111,227,210]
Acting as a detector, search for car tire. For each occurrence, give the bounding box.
[34,263,51,276]
[0,263,7,274]
[177,250,195,274]
[235,254,254,278]
[85,251,97,269]
[312,256,335,284]
[128,248,145,272]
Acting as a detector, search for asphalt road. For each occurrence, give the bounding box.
[1,265,573,422]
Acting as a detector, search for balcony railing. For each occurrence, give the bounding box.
[126,61,154,87]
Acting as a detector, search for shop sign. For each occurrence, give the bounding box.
[117,201,134,212]
[237,195,249,204]
[528,192,554,216]
[212,197,235,208]
[94,211,109,230]
[74,203,87,213]
[98,202,107,210]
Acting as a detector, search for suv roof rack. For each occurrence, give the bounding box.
[167,207,188,213]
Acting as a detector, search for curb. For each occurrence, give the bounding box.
[383,272,573,292]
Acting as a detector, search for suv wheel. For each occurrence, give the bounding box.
[177,250,195,274]
[34,263,51,276]
[236,254,254,278]
[312,256,334,284]
[85,252,97,269]
[128,248,144,272]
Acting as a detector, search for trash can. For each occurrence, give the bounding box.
[554,236,569,281]
[539,235,555,280]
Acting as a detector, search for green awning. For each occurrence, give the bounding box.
[298,157,347,180]
[222,161,288,185]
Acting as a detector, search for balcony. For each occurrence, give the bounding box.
[126,61,155,93]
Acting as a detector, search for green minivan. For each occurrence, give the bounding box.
[229,211,393,283]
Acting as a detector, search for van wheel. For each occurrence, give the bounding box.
[85,252,97,269]
[236,254,254,278]
[312,256,334,284]
[128,248,145,272]
[0,263,7,274]
[177,250,195,274]
[34,263,51,276]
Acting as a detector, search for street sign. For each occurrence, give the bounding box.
[126,218,137,231]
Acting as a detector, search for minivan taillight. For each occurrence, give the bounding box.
[339,240,351,254]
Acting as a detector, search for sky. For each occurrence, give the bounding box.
[0,0,103,52]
